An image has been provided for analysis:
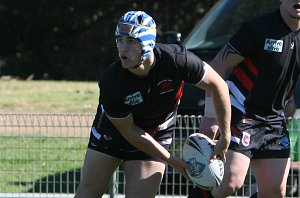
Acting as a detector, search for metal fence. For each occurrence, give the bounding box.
[0,113,299,197]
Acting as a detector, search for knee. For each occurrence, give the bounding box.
[227,180,244,193]
[213,177,244,197]
[226,173,245,192]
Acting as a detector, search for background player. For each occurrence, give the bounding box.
[189,0,300,197]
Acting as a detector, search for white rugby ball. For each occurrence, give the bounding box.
[183,133,224,190]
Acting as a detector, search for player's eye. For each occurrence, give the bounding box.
[127,38,138,44]
[116,37,124,44]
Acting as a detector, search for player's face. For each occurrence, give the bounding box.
[281,0,300,19]
[116,36,142,69]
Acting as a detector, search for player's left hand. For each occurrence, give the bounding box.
[210,133,230,163]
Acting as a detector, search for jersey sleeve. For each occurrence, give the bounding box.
[99,77,131,119]
[229,21,259,58]
[178,48,207,84]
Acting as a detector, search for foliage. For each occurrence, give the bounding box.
[0,0,218,81]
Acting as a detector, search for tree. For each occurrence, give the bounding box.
[0,0,218,80]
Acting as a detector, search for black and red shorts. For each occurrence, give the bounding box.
[229,107,290,159]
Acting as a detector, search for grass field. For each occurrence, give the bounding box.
[0,79,97,193]
[0,136,88,193]
[0,79,99,113]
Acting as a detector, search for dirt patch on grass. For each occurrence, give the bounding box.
[0,113,95,137]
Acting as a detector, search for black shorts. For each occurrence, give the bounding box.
[229,108,290,159]
[87,126,172,161]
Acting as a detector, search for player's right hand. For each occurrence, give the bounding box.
[166,155,191,181]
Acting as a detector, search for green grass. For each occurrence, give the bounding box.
[0,79,97,193]
[0,80,99,113]
[0,135,88,193]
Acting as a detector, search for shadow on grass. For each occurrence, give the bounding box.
[27,168,81,193]
[13,167,189,195]
[17,168,120,194]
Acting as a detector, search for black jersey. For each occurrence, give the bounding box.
[96,43,206,136]
[227,9,300,122]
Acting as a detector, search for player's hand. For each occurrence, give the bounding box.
[199,117,219,140]
[166,155,191,181]
[210,134,230,163]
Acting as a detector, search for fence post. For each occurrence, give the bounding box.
[109,171,117,198]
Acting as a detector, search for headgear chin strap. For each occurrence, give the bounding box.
[115,11,156,62]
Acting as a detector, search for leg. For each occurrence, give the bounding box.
[74,148,121,198]
[211,150,250,198]
[123,159,166,198]
[251,158,290,198]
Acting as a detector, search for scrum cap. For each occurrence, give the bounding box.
[115,11,156,61]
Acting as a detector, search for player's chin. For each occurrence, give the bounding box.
[120,59,138,69]
[121,62,134,69]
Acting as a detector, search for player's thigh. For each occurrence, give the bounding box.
[76,148,121,195]
[251,158,290,197]
[123,160,166,198]
[216,150,250,194]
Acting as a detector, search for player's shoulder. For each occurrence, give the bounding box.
[155,43,187,56]
[155,43,195,66]
[100,61,123,86]
[243,9,281,29]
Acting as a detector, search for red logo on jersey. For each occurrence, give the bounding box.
[158,80,174,94]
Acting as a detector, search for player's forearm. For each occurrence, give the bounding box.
[108,115,172,161]
[210,81,231,138]
[122,124,171,162]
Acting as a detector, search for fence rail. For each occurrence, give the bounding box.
[0,113,299,197]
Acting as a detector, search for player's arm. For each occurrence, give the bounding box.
[107,114,190,179]
[108,114,170,160]
[195,62,231,162]
[211,43,244,76]
[284,94,296,118]
[201,44,244,140]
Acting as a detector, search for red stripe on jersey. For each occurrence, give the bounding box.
[175,81,184,104]
[231,126,242,136]
[232,67,253,91]
[244,58,259,76]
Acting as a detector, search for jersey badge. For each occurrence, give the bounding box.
[157,79,174,94]
[241,132,251,147]
[264,38,283,52]
[124,92,143,105]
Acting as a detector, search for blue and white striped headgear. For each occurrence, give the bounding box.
[115,11,156,61]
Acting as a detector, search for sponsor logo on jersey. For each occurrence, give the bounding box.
[124,91,143,105]
[157,79,174,94]
[241,132,251,147]
[264,38,283,52]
